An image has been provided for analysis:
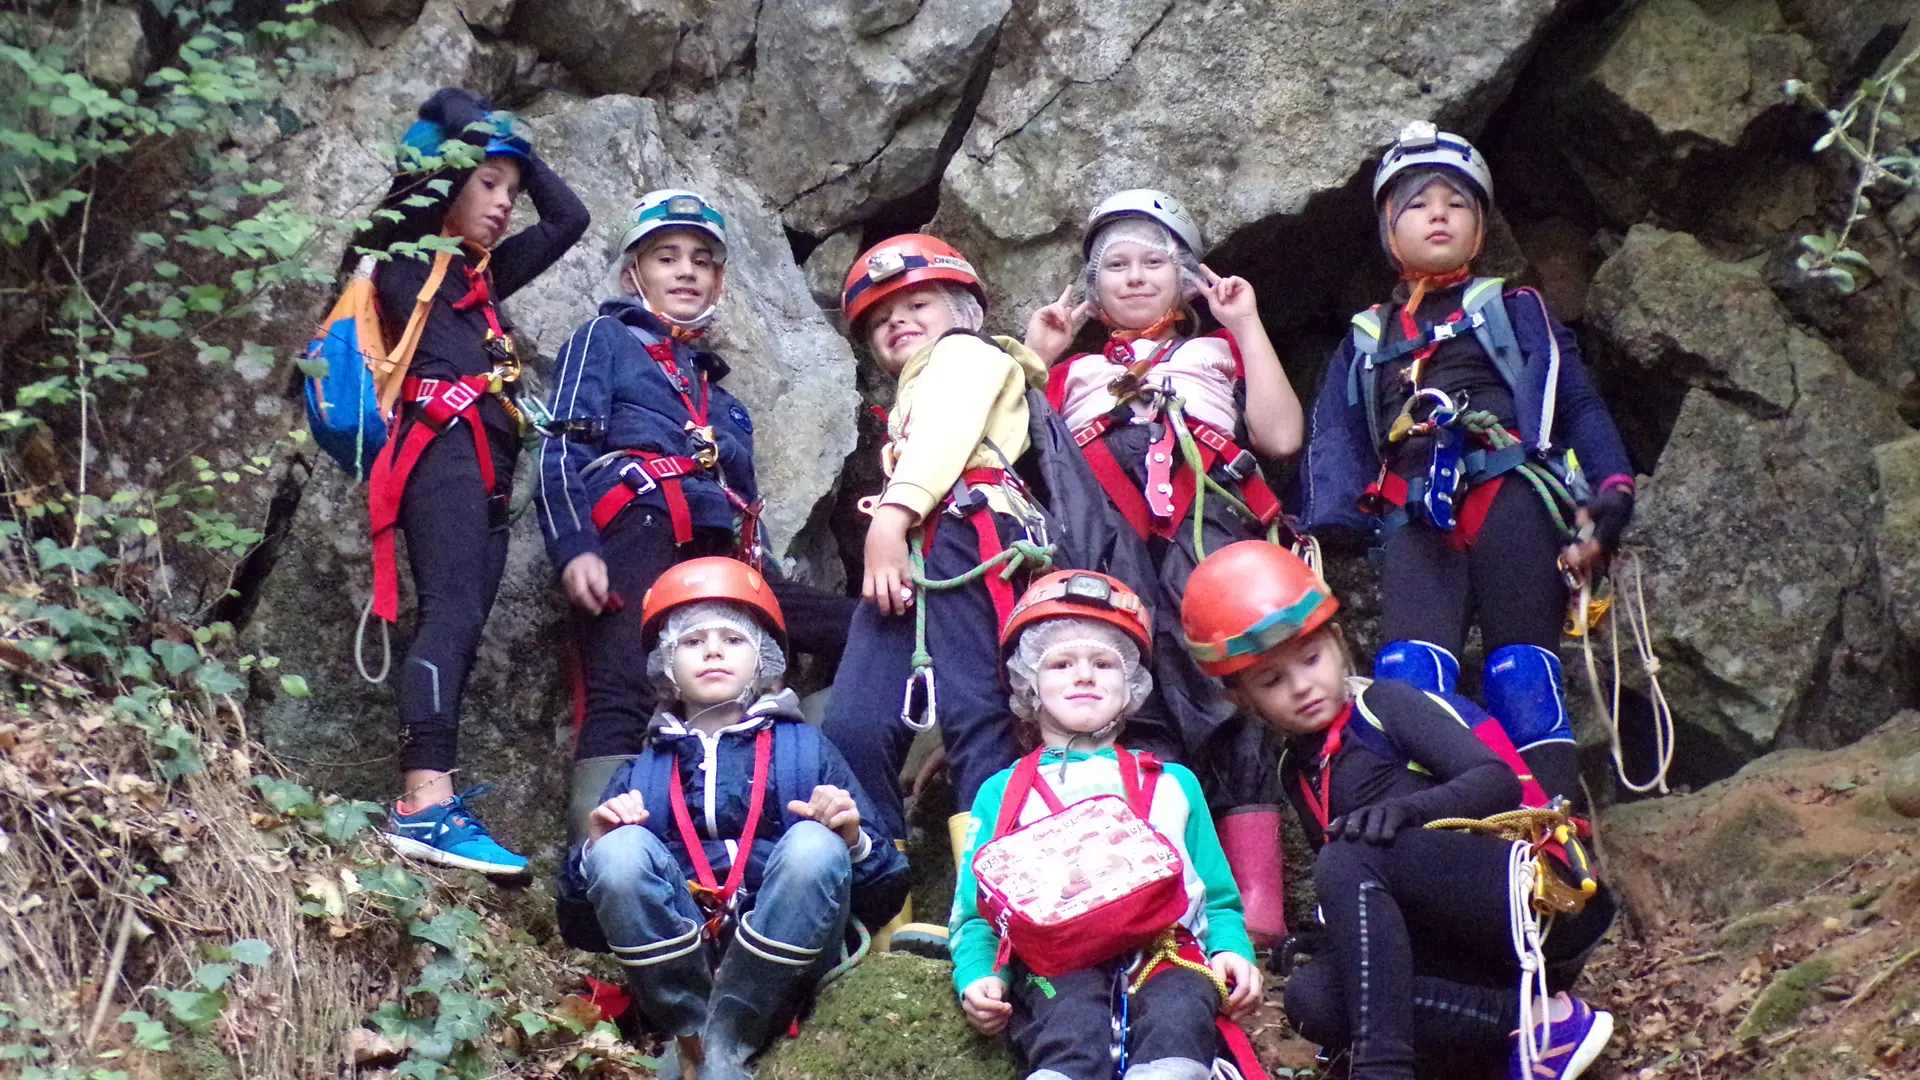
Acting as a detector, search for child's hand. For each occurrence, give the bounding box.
[862,505,917,616]
[788,784,862,848]
[1197,264,1260,330]
[1025,283,1094,365]
[1210,952,1263,1019]
[961,976,1012,1035]
[587,792,648,843]
[561,553,611,614]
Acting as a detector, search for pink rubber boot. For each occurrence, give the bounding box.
[1216,805,1287,948]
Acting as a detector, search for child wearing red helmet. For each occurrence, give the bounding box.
[1180,541,1616,1080]
[952,571,1261,1080]
[555,558,907,1080]
[821,235,1053,945]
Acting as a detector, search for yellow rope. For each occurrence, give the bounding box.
[1128,928,1229,1006]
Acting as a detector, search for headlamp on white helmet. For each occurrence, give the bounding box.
[606,188,728,332]
[1373,121,1493,207]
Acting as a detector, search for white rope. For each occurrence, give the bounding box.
[1578,550,1674,794]
[1508,842,1553,1079]
[355,593,391,684]
[1292,532,1324,578]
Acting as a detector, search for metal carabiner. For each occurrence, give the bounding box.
[1387,386,1459,443]
[900,665,937,731]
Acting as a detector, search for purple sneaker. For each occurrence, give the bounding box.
[1511,995,1613,1080]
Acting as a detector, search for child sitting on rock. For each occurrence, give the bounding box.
[951,570,1261,1080]
[1179,541,1617,1080]
[556,557,908,1080]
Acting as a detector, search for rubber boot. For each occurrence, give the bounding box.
[1215,805,1287,948]
[870,840,914,953]
[701,917,824,1080]
[568,754,629,845]
[888,823,964,958]
[622,943,713,1053]
[948,811,972,868]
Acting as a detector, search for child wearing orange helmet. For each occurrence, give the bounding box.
[1180,541,1617,1080]
[555,558,907,1080]
[821,235,1052,925]
[951,571,1261,1080]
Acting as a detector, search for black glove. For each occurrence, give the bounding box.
[418,88,494,146]
[1585,483,1634,553]
[1328,800,1419,845]
[1270,924,1328,976]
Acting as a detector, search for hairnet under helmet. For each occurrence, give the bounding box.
[1006,617,1153,726]
[1081,217,1206,313]
[1378,167,1484,265]
[645,601,787,706]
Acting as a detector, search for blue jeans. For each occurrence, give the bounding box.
[584,821,854,1034]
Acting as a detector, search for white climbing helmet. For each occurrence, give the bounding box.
[1082,189,1204,256]
[613,189,728,263]
[1372,121,1494,206]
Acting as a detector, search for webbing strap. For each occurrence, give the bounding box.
[589,451,704,541]
[668,726,774,933]
[366,374,495,622]
[993,746,1160,841]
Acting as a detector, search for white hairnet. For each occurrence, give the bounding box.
[1006,617,1153,724]
[1081,217,1205,310]
[646,601,786,701]
[943,283,986,333]
[1379,167,1483,261]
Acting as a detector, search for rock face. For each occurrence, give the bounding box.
[1587,226,1908,766]
[931,0,1565,318]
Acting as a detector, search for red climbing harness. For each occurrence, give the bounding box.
[367,374,500,623]
[667,725,775,939]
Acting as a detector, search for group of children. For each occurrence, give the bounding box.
[349,88,1634,1080]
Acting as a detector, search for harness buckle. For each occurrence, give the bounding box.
[616,460,659,496]
[900,666,937,732]
[1221,448,1258,482]
[685,421,720,469]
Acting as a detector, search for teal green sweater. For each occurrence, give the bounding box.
[948,746,1255,995]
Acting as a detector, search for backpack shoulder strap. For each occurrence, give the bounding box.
[1347,683,1430,776]
[374,249,454,417]
[1347,305,1387,446]
[1116,747,1164,820]
[992,749,1055,841]
[1463,277,1527,410]
[773,721,820,831]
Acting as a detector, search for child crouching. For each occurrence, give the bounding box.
[556,557,908,1080]
[951,571,1260,1080]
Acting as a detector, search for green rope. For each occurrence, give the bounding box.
[1163,396,1278,563]
[1456,409,1579,540]
[900,524,1056,729]
[816,917,872,989]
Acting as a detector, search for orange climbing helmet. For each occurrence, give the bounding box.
[1000,570,1152,659]
[639,556,786,649]
[840,233,986,330]
[1180,541,1338,677]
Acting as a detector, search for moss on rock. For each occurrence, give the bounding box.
[759,953,1017,1080]
[1734,958,1835,1041]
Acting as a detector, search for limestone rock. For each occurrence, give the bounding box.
[735,0,1009,235]
[509,0,757,98]
[1873,434,1920,642]
[452,0,519,32]
[931,0,1565,322]
[1587,225,1796,415]
[1556,0,1821,225]
[804,229,864,313]
[1593,229,1907,763]
[1889,751,1920,818]
[79,3,146,89]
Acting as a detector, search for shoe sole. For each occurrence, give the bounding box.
[887,923,951,961]
[384,832,530,878]
[1561,1009,1614,1080]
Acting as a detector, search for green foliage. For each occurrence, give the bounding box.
[1789,47,1920,294]
[250,774,382,847]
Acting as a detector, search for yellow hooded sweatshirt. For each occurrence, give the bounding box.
[879,333,1048,522]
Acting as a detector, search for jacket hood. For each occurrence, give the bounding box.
[597,296,731,380]
[645,687,806,742]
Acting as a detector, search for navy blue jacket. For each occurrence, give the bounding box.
[556,691,911,951]
[1300,286,1632,537]
[535,300,758,568]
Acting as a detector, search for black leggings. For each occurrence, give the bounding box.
[1009,962,1220,1080]
[1298,829,1614,1080]
[1380,477,1566,656]
[396,423,516,773]
[571,508,857,760]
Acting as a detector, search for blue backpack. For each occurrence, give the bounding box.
[302,252,450,477]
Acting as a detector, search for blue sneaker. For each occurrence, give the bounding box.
[383,785,529,877]
[1511,994,1613,1080]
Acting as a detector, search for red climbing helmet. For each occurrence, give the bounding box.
[840,233,986,330]
[639,556,786,649]
[1180,541,1338,676]
[1001,570,1152,659]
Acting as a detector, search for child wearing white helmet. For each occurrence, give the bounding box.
[1299,121,1635,801]
[536,190,855,841]
[1021,189,1307,947]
